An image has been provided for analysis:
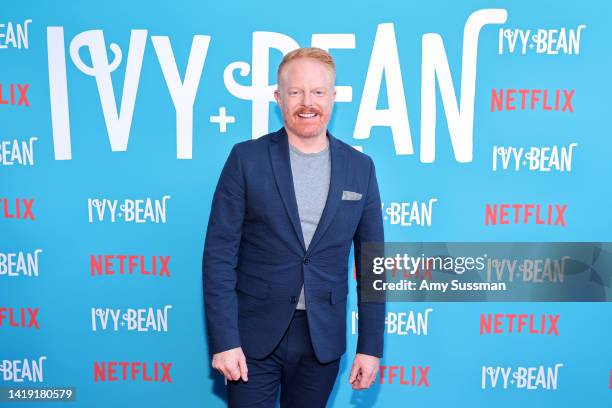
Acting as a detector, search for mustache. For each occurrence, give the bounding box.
[295,108,322,115]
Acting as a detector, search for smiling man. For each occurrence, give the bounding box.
[203,47,385,407]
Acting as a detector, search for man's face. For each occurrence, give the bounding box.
[274,58,336,140]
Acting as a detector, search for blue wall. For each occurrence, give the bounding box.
[2,1,611,406]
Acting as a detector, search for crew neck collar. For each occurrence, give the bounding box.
[288,138,330,156]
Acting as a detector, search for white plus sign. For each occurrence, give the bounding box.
[210,107,235,133]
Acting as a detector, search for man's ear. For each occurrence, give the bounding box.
[274,89,281,106]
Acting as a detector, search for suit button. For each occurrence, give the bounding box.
[303,257,310,265]
[290,296,297,303]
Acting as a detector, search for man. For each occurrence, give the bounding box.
[203,47,385,407]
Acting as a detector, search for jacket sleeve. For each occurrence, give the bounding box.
[203,145,245,355]
[353,156,386,358]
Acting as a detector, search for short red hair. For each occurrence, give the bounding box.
[277,47,336,84]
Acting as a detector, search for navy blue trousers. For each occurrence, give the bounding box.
[227,309,341,407]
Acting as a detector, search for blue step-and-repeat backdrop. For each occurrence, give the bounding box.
[2,0,612,407]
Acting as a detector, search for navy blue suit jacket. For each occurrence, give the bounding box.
[203,126,385,364]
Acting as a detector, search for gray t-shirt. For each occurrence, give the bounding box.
[288,141,331,309]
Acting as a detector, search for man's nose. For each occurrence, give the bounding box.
[302,91,313,106]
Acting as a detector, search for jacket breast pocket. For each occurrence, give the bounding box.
[236,273,270,300]
[340,192,365,211]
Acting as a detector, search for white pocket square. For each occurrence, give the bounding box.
[342,190,362,200]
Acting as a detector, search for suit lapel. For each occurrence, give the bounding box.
[269,127,347,255]
[269,127,306,252]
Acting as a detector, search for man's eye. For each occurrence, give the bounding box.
[289,90,301,96]
[315,90,325,96]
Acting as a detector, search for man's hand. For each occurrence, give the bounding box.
[212,346,248,382]
[348,353,380,390]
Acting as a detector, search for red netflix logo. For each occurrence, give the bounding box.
[0,307,39,329]
[1,198,34,220]
[485,204,566,226]
[480,314,559,335]
[94,361,172,383]
[490,89,574,112]
[90,255,170,277]
[378,365,429,386]
[0,84,29,107]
